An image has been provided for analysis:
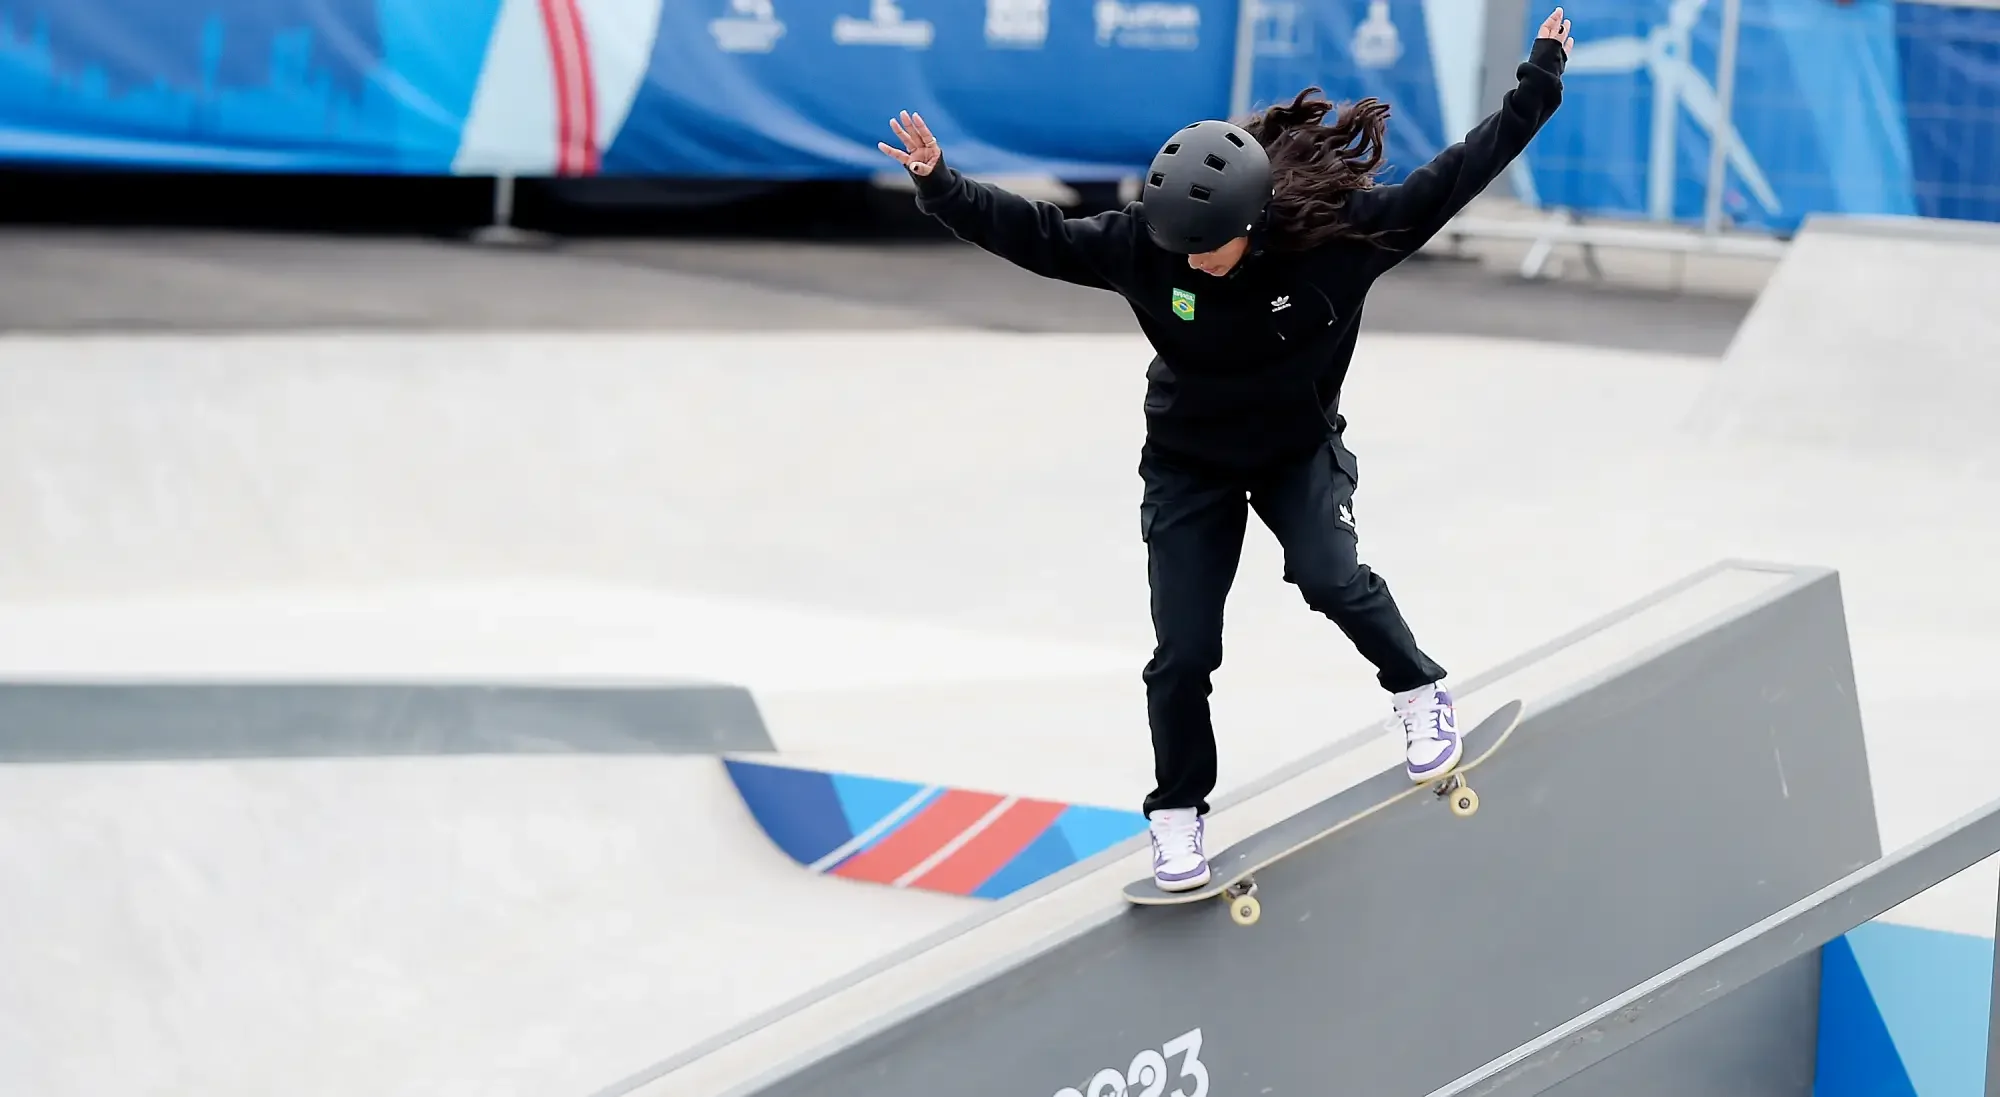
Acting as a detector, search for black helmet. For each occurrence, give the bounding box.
[1138,120,1273,254]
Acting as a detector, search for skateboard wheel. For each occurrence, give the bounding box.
[1449,786,1480,818]
[1229,895,1261,926]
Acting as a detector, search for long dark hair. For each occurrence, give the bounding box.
[1239,87,1394,250]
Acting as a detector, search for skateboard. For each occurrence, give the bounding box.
[1121,698,1525,927]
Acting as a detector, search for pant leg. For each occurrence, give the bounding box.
[1250,439,1446,693]
[1138,446,1248,818]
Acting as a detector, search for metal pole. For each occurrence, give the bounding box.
[492,172,516,229]
[1702,0,1742,234]
[1227,0,1259,119]
[469,171,548,246]
[1986,858,2000,1097]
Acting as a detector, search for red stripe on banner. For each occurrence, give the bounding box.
[908,798,1068,895]
[564,0,598,174]
[534,0,574,173]
[537,0,598,175]
[829,790,1005,885]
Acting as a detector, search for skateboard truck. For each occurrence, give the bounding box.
[1222,879,1261,926]
[1434,771,1480,818]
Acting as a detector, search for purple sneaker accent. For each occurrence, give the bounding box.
[1150,815,1209,887]
[1401,687,1461,777]
[1407,740,1461,776]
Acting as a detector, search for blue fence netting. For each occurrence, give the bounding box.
[2,0,1997,227]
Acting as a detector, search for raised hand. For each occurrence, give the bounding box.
[1537,6,1574,56]
[877,110,942,177]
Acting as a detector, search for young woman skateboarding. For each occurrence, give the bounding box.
[879,10,1574,891]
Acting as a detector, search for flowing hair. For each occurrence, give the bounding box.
[1239,87,1395,250]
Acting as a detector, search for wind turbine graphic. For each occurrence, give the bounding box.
[1562,0,1780,222]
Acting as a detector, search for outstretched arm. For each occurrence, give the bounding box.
[880,111,1139,292]
[1346,10,1572,270]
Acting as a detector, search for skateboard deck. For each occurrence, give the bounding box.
[1121,698,1525,926]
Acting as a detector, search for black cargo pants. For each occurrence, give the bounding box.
[1138,438,1446,817]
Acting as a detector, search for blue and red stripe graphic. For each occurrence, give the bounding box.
[722,758,1147,900]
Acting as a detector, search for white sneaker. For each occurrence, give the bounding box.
[1148,807,1210,891]
[1394,682,1462,782]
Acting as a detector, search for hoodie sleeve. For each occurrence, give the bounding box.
[1344,36,1567,270]
[910,161,1141,292]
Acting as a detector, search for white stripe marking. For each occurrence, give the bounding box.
[892,796,1019,888]
[805,784,941,874]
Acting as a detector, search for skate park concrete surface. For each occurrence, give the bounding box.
[1,209,1997,1097]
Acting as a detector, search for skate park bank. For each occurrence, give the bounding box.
[1,212,1998,1095]
[616,561,2000,1097]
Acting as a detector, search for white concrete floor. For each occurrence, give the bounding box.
[0,223,1991,1095]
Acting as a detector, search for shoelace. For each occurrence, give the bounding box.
[1154,821,1202,857]
[1395,703,1448,744]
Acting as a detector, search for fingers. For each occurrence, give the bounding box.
[879,106,943,176]
[884,111,939,175]
[891,112,937,154]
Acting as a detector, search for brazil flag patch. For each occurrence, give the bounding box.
[1170,288,1196,321]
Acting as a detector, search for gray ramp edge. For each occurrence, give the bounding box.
[1795,211,2000,246]
[1428,792,2000,1096]
[596,558,1869,1097]
[1682,210,2000,469]
[0,680,773,762]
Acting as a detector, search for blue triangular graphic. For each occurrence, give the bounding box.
[827,771,938,850]
[721,758,851,866]
[1814,934,1917,1097]
[1846,922,1993,1097]
[1054,803,1148,860]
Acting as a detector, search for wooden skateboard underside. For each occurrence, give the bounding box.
[1121,698,1526,925]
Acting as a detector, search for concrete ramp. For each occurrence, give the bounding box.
[0,754,981,1097]
[614,560,1882,1097]
[0,679,768,763]
[1683,213,2000,473]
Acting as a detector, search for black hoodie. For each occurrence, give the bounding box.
[910,37,1568,474]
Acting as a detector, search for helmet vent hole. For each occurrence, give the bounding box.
[1188,184,1213,201]
[1203,153,1227,171]
[1224,131,1245,147]
[1148,171,1165,186]
[1163,142,1181,155]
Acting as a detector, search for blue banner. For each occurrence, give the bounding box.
[1509,0,1979,233]
[2,0,1999,232]
[0,0,1242,178]
[607,0,1237,179]
[0,0,496,171]
[1895,0,2000,224]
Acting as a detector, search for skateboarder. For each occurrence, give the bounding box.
[879,11,1574,891]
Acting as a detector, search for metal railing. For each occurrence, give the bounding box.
[1423,791,2000,1096]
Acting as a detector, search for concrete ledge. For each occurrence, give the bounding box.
[0,680,773,762]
